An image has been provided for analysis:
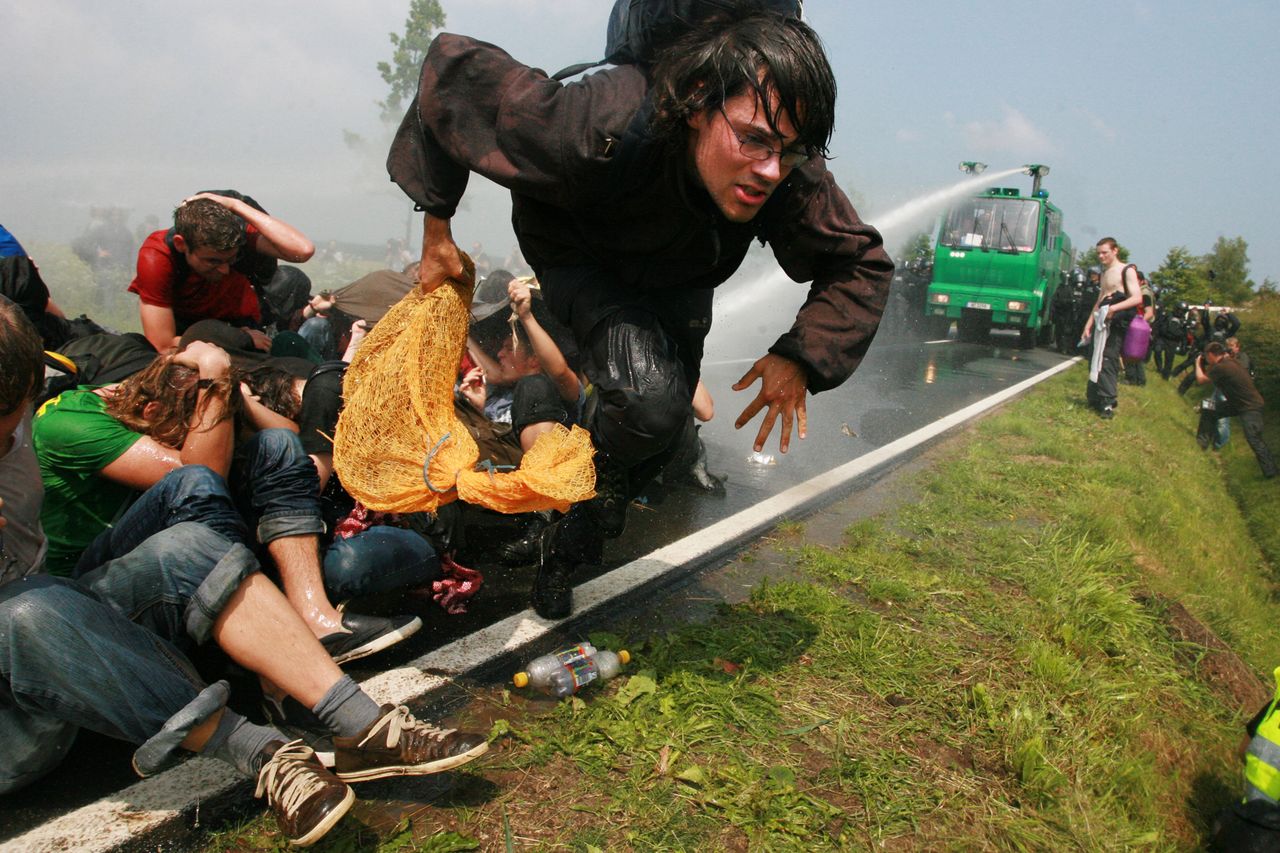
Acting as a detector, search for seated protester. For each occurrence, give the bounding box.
[129,192,314,354]
[457,277,582,567]
[298,261,418,361]
[460,277,582,460]
[0,301,488,844]
[32,342,424,664]
[466,275,582,428]
[239,344,444,608]
[259,264,315,334]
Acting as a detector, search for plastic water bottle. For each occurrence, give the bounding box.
[512,643,631,698]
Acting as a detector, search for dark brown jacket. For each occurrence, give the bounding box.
[388,34,893,393]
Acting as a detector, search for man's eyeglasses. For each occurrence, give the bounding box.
[719,107,809,168]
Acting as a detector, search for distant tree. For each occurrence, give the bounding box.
[1201,235,1254,306]
[377,0,446,123]
[896,231,933,264]
[1150,246,1207,304]
[1076,242,1130,271]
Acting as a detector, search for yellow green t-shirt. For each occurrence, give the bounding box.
[32,389,142,575]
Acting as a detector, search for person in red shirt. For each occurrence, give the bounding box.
[129,192,314,353]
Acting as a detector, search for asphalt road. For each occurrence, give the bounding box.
[0,295,1075,844]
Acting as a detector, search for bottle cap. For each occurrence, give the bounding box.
[618,650,631,665]
[513,672,529,688]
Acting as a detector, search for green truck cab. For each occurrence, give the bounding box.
[924,167,1073,347]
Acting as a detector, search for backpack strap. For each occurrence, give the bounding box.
[551,60,606,82]
[1121,263,1139,296]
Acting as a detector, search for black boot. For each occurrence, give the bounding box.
[499,511,552,567]
[591,453,630,539]
[530,504,601,620]
[531,531,573,620]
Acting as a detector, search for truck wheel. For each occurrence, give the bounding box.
[1018,327,1037,349]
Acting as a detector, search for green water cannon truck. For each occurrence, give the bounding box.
[924,164,1074,347]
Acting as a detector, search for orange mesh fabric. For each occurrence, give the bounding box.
[333,258,596,514]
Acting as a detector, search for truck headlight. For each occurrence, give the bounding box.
[1007,300,1028,312]
[930,293,950,305]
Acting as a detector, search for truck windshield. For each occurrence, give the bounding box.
[939,198,1039,253]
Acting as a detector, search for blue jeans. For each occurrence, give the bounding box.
[78,440,440,601]
[324,525,440,600]
[298,316,337,361]
[0,527,247,794]
[231,430,440,598]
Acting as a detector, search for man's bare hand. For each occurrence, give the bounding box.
[418,214,465,294]
[458,365,486,412]
[182,191,237,210]
[508,278,534,318]
[244,328,272,352]
[732,353,808,454]
[174,341,231,379]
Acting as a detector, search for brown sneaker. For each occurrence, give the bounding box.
[332,704,489,782]
[255,739,355,847]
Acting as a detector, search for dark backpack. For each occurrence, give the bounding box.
[553,0,803,80]
[39,332,159,407]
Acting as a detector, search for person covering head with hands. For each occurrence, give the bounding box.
[389,5,892,618]
[130,192,315,354]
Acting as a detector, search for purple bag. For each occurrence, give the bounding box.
[1123,314,1151,360]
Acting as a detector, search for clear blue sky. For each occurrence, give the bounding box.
[3,0,1276,284]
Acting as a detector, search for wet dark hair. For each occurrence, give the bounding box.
[1204,341,1227,358]
[104,355,204,448]
[174,198,245,253]
[0,295,43,415]
[649,9,837,160]
[243,364,303,421]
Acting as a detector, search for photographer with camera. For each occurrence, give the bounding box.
[1194,342,1277,479]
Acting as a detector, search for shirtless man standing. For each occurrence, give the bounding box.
[1081,237,1143,419]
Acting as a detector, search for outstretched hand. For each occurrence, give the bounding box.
[732,353,808,454]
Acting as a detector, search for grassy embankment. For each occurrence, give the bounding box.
[206,309,1280,852]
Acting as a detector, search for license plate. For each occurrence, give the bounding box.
[966,301,991,310]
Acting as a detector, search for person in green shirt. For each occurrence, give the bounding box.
[33,342,426,665]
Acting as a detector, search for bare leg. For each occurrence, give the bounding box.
[213,572,344,707]
[267,534,344,639]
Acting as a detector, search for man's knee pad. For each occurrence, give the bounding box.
[583,309,691,463]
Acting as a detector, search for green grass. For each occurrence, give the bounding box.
[206,367,1278,851]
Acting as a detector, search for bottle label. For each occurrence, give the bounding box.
[554,644,592,667]
[565,656,599,689]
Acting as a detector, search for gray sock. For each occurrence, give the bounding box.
[203,708,283,778]
[312,675,382,737]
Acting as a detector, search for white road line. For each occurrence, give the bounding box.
[3,357,1080,853]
